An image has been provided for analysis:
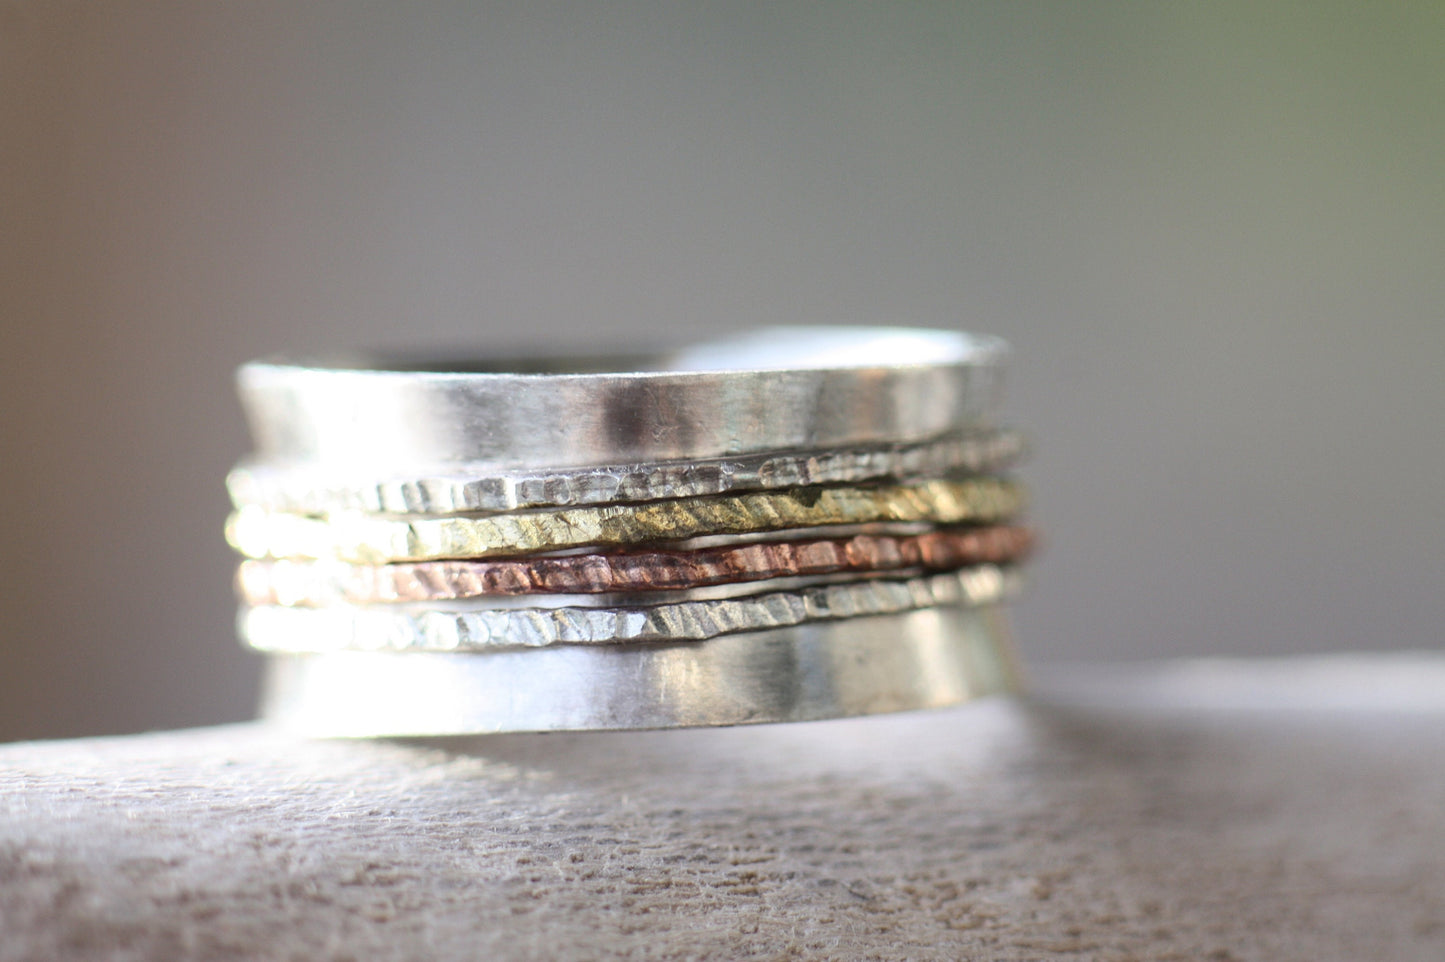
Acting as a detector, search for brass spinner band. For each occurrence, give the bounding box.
[227,478,1025,564]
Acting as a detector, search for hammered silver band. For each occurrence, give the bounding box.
[259,604,1019,736]
[227,429,1025,515]
[240,566,1018,653]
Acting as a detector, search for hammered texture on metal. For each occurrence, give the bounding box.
[240,565,1019,652]
[226,479,1026,563]
[226,431,1025,514]
[237,525,1035,605]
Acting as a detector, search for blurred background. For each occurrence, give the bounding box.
[2,2,1441,741]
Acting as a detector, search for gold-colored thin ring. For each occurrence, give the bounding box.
[226,478,1026,563]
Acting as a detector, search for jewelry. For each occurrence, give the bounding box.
[239,566,1019,652]
[226,478,1025,563]
[238,328,1008,469]
[259,604,1020,735]
[226,429,1025,515]
[237,525,1035,605]
[228,326,1033,734]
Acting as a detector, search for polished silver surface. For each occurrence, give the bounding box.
[238,327,1008,470]
[227,429,1025,515]
[259,603,1020,735]
[240,566,1020,652]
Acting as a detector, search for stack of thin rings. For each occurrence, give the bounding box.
[226,327,1034,735]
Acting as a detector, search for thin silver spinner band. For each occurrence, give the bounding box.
[238,327,1008,470]
[227,429,1026,515]
[240,565,1019,653]
[259,603,1020,736]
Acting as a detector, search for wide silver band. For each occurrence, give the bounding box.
[227,429,1025,515]
[238,327,1008,470]
[240,566,1019,653]
[259,603,1019,735]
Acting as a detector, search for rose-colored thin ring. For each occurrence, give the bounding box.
[238,525,1035,606]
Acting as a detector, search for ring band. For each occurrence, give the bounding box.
[238,328,1008,469]
[237,525,1034,605]
[259,603,1019,735]
[230,326,1032,734]
[227,429,1025,515]
[240,566,1019,653]
[226,478,1025,563]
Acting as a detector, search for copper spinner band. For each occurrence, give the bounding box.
[238,525,1035,606]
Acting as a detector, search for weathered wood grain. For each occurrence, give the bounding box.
[3,655,1442,961]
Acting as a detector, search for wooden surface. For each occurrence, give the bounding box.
[3,654,1443,961]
